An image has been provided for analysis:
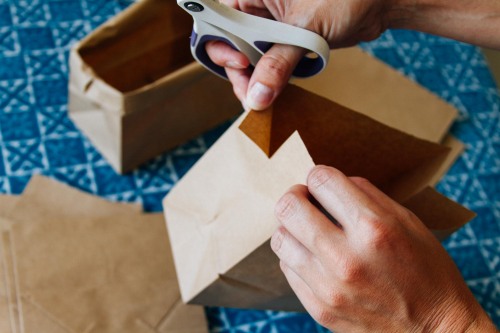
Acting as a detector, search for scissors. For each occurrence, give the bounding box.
[177,0,330,80]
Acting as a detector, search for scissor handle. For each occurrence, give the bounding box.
[190,21,262,80]
[192,30,326,80]
[251,40,326,78]
[191,30,234,79]
[179,0,330,80]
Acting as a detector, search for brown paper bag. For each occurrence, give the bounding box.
[0,195,19,333]
[0,176,208,333]
[4,175,142,219]
[68,0,240,173]
[0,178,142,333]
[0,195,18,218]
[294,47,466,184]
[163,85,475,311]
[295,47,458,143]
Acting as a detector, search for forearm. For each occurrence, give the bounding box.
[388,0,500,49]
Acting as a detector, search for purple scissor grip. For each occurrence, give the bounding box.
[293,56,324,78]
[190,29,198,47]
[192,31,324,79]
[254,40,324,78]
[194,32,237,79]
[254,41,272,53]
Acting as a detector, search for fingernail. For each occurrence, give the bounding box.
[242,100,251,112]
[246,82,274,110]
[226,61,247,69]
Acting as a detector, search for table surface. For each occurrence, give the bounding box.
[0,0,498,332]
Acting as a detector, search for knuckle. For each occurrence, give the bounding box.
[270,228,285,255]
[231,83,244,102]
[239,2,253,12]
[275,191,302,221]
[350,176,371,187]
[220,0,237,8]
[232,86,241,99]
[337,257,364,284]
[279,260,288,273]
[362,214,397,250]
[312,307,336,327]
[400,207,419,224]
[205,43,225,65]
[307,166,339,191]
[327,290,348,310]
[259,52,293,80]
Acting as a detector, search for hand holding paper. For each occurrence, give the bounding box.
[272,165,498,332]
[163,84,475,311]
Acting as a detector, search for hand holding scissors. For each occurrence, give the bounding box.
[177,0,330,80]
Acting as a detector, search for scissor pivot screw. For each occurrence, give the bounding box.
[184,2,204,12]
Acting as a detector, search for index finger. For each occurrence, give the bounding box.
[307,165,385,234]
[246,43,305,110]
[275,184,344,255]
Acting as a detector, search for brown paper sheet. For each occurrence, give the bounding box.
[0,176,208,333]
[0,195,18,216]
[430,134,464,185]
[0,195,18,226]
[295,47,457,143]
[295,47,463,179]
[7,175,142,220]
[164,85,474,311]
[241,89,451,201]
[0,195,19,333]
[402,187,476,240]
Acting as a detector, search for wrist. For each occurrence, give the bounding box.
[383,0,500,49]
[383,0,418,30]
[424,294,498,333]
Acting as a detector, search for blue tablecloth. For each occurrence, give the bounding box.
[0,1,498,331]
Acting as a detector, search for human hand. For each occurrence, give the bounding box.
[271,165,497,332]
[205,0,396,110]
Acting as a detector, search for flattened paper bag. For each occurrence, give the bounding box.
[0,195,19,333]
[68,0,240,173]
[163,85,474,311]
[0,176,208,333]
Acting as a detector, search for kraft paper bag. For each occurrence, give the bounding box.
[4,175,142,221]
[163,85,475,311]
[0,176,208,333]
[0,195,19,333]
[68,0,240,173]
[295,47,465,182]
[0,195,18,221]
[296,47,458,143]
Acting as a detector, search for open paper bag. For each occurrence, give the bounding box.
[295,47,458,143]
[163,85,475,311]
[68,0,240,173]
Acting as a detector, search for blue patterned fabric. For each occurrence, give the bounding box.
[0,1,498,331]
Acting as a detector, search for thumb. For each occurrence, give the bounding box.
[245,44,304,110]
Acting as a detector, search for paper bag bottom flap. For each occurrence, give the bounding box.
[189,241,304,311]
